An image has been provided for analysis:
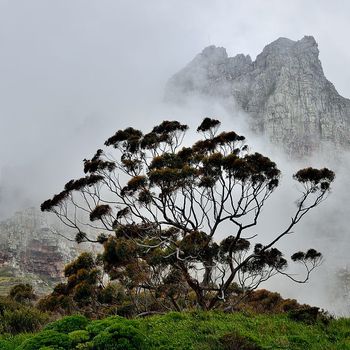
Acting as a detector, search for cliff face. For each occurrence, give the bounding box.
[0,208,78,294]
[166,36,350,156]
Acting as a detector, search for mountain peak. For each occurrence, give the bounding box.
[259,35,319,60]
[301,35,317,44]
[165,36,350,157]
[267,37,295,48]
[265,35,317,48]
[201,45,227,57]
[195,45,228,65]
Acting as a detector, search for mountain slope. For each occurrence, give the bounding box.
[0,208,81,294]
[166,36,350,157]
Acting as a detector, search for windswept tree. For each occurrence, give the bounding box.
[41,118,334,310]
[8,284,36,304]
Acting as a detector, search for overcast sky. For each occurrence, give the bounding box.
[2,0,350,313]
[0,0,350,218]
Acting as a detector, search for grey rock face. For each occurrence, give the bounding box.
[166,36,350,157]
[0,207,81,294]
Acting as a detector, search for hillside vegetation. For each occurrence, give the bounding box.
[1,311,350,350]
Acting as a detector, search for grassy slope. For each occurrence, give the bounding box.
[0,267,53,296]
[2,311,350,349]
[134,312,350,350]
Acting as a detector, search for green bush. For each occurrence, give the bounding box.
[18,330,71,350]
[68,330,90,346]
[0,333,33,350]
[1,307,49,334]
[219,331,262,350]
[4,310,350,350]
[9,284,36,304]
[0,296,29,316]
[37,294,74,313]
[86,316,125,337]
[97,284,126,305]
[92,323,145,350]
[75,341,93,350]
[288,306,320,324]
[73,282,93,303]
[288,306,333,326]
[44,315,89,333]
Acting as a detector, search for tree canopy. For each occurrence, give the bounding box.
[42,118,335,310]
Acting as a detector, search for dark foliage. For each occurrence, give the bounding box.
[288,305,333,326]
[9,284,36,304]
[219,331,262,350]
[38,253,101,314]
[90,204,112,221]
[0,296,49,334]
[41,174,104,212]
[197,117,221,133]
[41,118,334,311]
[44,315,90,333]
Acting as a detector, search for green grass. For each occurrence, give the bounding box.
[133,311,350,350]
[0,333,33,350]
[2,311,350,349]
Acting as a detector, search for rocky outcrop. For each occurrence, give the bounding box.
[0,207,81,294]
[166,36,350,157]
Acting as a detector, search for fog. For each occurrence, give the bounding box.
[1,0,350,314]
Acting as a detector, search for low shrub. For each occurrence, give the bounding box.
[288,306,320,324]
[1,307,49,334]
[0,296,23,315]
[8,284,36,304]
[69,330,90,346]
[230,289,302,314]
[76,341,94,350]
[17,330,71,350]
[288,306,333,325]
[37,294,74,313]
[219,331,262,350]
[44,315,90,333]
[246,289,282,312]
[86,316,126,337]
[2,310,348,350]
[92,323,145,350]
[280,298,300,312]
[0,332,33,350]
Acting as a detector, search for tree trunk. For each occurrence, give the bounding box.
[178,262,207,310]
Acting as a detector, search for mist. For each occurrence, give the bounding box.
[1,0,350,314]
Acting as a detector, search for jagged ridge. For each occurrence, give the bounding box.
[166,36,350,157]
